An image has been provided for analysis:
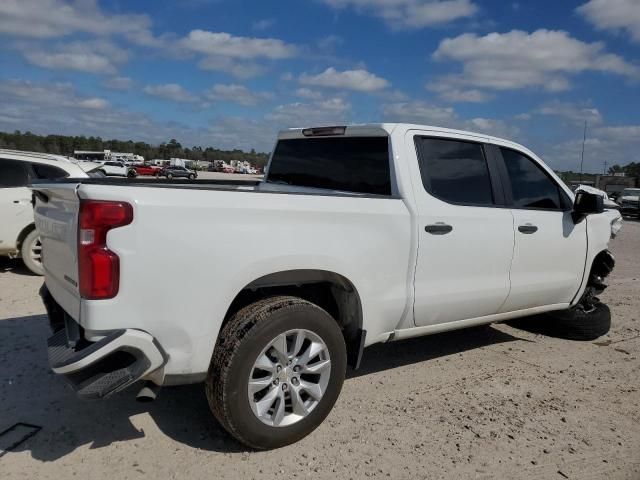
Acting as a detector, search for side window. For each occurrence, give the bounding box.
[0,159,30,188]
[500,148,564,210]
[31,163,69,180]
[415,137,494,205]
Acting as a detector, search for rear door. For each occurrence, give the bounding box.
[410,134,515,326]
[495,147,586,312]
[0,159,33,252]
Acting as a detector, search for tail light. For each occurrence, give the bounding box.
[78,200,133,299]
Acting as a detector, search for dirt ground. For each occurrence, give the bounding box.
[1,221,639,479]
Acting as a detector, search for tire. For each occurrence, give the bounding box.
[547,302,611,341]
[167,173,173,180]
[21,229,44,275]
[206,296,347,450]
[127,169,137,178]
[188,173,195,180]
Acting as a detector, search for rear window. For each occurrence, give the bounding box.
[267,136,391,195]
[31,163,69,179]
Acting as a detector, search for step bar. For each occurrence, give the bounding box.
[47,328,166,399]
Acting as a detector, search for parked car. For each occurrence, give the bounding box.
[222,165,235,173]
[161,165,197,180]
[34,123,618,449]
[97,161,128,177]
[0,149,101,274]
[618,187,640,217]
[129,163,163,177]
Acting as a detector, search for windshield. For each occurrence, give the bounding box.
[622,189,640,196]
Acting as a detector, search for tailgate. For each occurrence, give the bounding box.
[32,183,82,321]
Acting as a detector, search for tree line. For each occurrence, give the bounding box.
[0,130,271,169]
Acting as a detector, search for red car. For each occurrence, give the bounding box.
[128,163,163,177]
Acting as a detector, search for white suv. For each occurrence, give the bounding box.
[0,149,101,274]
[97,161,129,177]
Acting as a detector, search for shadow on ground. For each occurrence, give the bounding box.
[1,314,529,460]
[0,257,38,277]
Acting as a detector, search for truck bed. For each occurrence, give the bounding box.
[32,178,414,378]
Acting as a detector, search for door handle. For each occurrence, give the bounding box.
[518,224,538,234]
[425,223,453,235]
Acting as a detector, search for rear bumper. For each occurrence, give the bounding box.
[41,284,166,399]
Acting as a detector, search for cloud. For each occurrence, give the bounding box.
[143,83,198,103]
[252,18,275,31]
[320,0,478,29]
[0,79,109,109]
[433,29,640,93]
[0,79,215,147]
[295,88,323,100]
[536,101,603,125]
[181,30,298,59]
[382,101,456,124]
[300,67,390,92]
[179,29,297,78]
[427,83,490,102]
[197,56,266,79]
[204,84,272,106]
[17,40,128,74]
[382,100,519,138]
[103,76,133,91]
[317,35,344,50]
[0,0,158,46]
[266,97,352,125]
[577,0,640,43]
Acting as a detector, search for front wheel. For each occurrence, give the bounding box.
[547,301,611,341]
[188,173,195,180]
[166,173,173,180]
[206,296,346,450]
[21,229,44,275]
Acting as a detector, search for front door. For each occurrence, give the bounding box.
[496,147,587,312]
[410,134,515,327]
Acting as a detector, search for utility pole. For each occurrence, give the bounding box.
[603,160,607,175]
[579,120,587,183]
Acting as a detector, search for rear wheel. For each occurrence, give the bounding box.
[21,229,44,275]
[167,173,173,180]
[206,296,346,449]
[127,169,137,178]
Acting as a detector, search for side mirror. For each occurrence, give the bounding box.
[573,191,604,218]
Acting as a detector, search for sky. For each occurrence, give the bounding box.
[0,0,639,172]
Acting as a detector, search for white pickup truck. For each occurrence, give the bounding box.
[33,124,619,449]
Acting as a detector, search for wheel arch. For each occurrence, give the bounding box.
[221,269,366,369]
[571,249,615,306]
[16,222,36,253]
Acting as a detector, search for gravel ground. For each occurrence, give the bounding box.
[1,220,639,479]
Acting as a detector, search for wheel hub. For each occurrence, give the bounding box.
[247,328,331,427]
